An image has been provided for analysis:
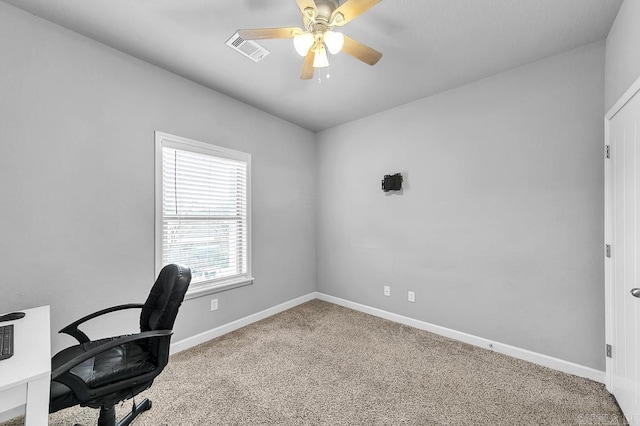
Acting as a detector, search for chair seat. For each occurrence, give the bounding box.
[50,337,156,412]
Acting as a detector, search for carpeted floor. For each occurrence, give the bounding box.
[2,300,625,425]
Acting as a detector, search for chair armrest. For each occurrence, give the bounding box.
[59,304,145,343]
[51,329,172,380]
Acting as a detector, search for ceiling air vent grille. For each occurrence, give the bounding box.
[226,32,270,62]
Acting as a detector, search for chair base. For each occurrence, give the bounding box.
[94,398,152,426]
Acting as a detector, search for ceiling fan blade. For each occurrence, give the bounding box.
[295,0,317,18]
[342,35,382,65]
[301,50,316,80]
[331,0,381,26]
[238,27,302,40]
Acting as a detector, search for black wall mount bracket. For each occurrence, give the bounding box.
[382,173,403,192]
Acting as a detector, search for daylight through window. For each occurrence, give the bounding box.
[155,132,251,293]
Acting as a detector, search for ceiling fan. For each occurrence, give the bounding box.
[238,0,383,80]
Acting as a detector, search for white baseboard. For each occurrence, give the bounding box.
[169,290,604,384]
[315,292,605,384]
[0,406,24,423]
[170,292,316,355]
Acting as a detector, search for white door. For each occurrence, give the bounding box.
[607,78,640,424]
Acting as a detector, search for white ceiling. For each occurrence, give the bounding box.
[3,0,622,132]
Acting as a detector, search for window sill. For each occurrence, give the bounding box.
[184,277,254,301]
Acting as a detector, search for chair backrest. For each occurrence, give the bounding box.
[140,264,191,332]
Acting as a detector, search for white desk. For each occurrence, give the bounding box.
[0,306,51,426]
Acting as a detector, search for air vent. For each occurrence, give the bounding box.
[226,32,270,62]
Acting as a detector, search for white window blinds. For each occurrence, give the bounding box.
[158,135,250,288]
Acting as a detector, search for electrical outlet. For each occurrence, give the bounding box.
[408,291,415,302]
[210,299,218,311]
[384,286,391,296]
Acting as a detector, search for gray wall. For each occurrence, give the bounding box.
[316,42,606,370]
[0,0,611,372]
[0,2,316,354]
[605,0,640,110]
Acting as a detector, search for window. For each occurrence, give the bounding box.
[155,132,252,298]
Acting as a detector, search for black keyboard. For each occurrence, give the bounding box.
[0,325,14,360]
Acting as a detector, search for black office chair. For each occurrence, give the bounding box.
[49,264,191,426]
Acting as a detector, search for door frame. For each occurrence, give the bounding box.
[605,75,640,391]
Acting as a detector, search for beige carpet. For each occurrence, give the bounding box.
[2,300,624,425]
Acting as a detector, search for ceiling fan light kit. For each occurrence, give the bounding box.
[313,44,330,68]
[294,32,315,56]
[237,0,382,80]
[324,31,344,54]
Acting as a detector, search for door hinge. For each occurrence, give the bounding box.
[606,344,612,358]
[606,145,611,159]
[606,244,611,258]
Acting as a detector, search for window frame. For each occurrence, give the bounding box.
[154,131,253,300]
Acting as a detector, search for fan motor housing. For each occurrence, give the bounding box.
[304,0,339,27]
